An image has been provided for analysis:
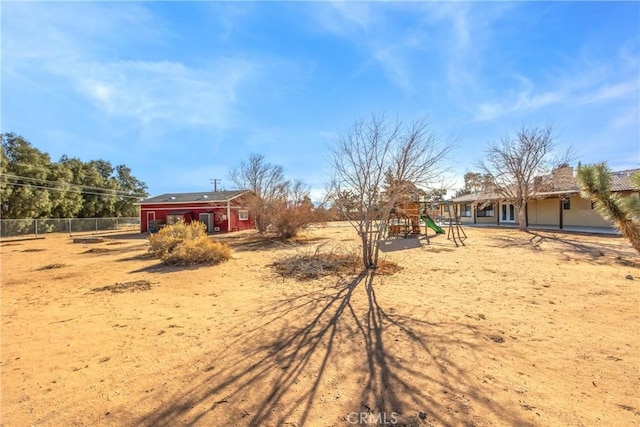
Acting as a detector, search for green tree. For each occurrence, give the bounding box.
[1,133,54,218]
[48,161,82,218]
[577,163,640,253]
[114,165,148,217]
[455,172,494,197]
[74,160,120,218]
[0,133,148,219]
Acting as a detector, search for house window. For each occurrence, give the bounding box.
[166,214,184,225]
[239,210,249,221]
[461,204,472,217]
[562,199,571,210]
[477,203,494,217]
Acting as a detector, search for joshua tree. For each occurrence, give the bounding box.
[577,163,640,253]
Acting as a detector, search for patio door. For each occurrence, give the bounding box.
[501,203,516,222]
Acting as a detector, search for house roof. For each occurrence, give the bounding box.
[137,190,250,205]
[451,168,638,203]
[610,170,639,192]
[451,190,502,203]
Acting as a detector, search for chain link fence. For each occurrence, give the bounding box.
[0,217,140,239]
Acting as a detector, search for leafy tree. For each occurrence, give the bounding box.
[455,172,494,197]
[115,165,148,217]
[74,161,113,218]
[1,133,147,219]
[330,113,452,269]
[425,188,447,202]
[480,124,571,231]
[1,133,54,218]
[58,155,90,217]
[48,161,82,218]
[577,163,640,253]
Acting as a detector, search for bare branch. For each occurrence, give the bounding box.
[479,124,572,231]
[330,112,453,268]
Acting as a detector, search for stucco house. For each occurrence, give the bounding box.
[448,167,639,231]
[136,190,255,233]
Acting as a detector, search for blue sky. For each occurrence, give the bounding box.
[2,1,639,199]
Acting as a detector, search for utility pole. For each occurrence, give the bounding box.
[210,179,221,192]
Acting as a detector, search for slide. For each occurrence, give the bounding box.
[422,215,445,234]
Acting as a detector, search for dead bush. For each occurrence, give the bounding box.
[148,221,231,265]
[271,246,400,280]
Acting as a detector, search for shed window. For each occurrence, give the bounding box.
[166,214,184,225]
[239,210,249,221]
[477,203,494,217]
[562,199,571,210]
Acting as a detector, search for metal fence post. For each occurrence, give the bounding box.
[95,218,98,234]
[34,219,38,238]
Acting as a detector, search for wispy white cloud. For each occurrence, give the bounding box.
[422,2,515,91]
[581,80,639,104]
[3,2,167,62]
[3,2,263,135]
[63,58,257,130]
[308,2,417,92]
[611,105,639,130]
[471,37,639,123]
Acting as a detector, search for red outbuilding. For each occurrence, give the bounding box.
[137,190,254,233]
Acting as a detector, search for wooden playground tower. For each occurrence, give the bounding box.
[387,195,467,246]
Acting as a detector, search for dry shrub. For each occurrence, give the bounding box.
[272,246,400,280]
[91,280,152,293]
[269,198,320,240]
[374,259,403,275]
[36,263,68,271]
[148,221,231,265]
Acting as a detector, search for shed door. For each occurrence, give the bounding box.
[146,212,155,231]
[199,213,212,233]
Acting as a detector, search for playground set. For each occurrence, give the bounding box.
[387,196,467,247]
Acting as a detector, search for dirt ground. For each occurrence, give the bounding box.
[1,222,639,426]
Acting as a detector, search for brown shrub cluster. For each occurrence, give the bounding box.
[271,247,400,280]
[148,221,231,265]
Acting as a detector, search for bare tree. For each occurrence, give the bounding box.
[228,154,287,233]
[480,124,570,231]
[330,113,452,269]
[270,179,321,239]
[577,163,640,253]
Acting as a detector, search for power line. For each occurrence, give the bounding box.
[1,181,144,199]
[1,173,137,195]
[0,173,146,197]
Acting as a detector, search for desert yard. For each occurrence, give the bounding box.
[1,222,638,426]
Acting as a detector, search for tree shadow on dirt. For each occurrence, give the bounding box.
[490,231,635,263]
[129,272,533,426]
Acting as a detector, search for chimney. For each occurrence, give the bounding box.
[553,165,574,190]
